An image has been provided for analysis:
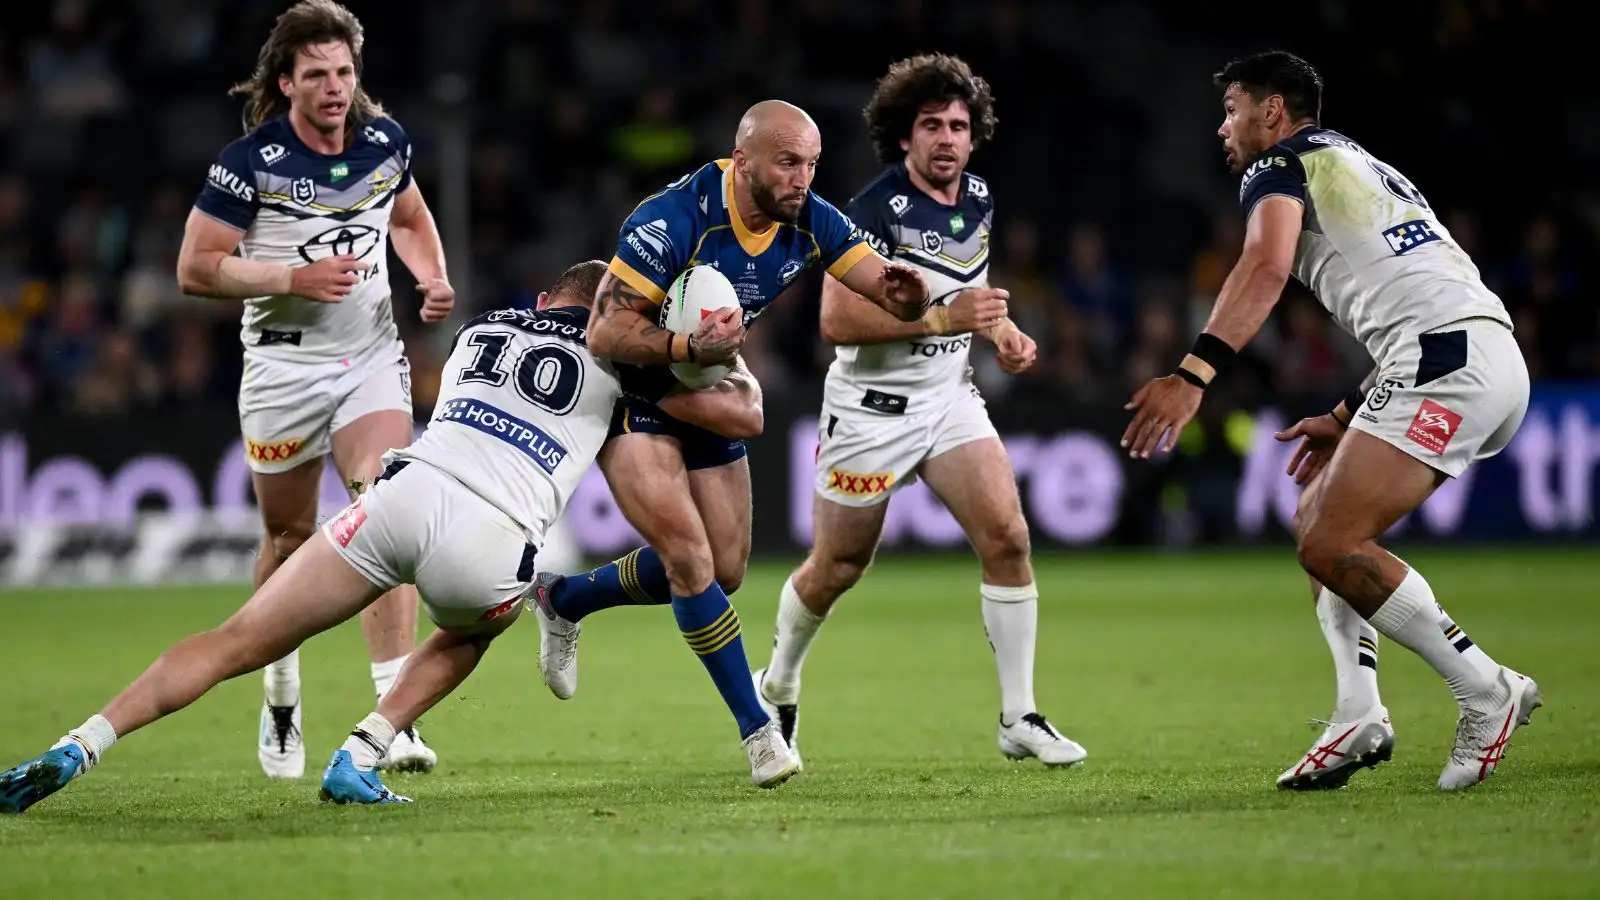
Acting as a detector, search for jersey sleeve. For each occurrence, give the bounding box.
[842,189,896,261]
[1238,149,1308,219]
[809,192,875,279]
[379,118,414,194]
[193,140,258,231]
[607,192,696,305]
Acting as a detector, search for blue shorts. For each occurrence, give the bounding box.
[606,402,747,471]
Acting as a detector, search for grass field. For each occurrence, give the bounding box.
[0,549,1595,899]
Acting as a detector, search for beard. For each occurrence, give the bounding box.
[913,156,960,189]
[751,175,801,225]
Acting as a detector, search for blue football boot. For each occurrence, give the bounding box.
[318,750,411,805]
[0,741,92,814]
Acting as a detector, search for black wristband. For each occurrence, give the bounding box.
[1189,332,1237,376]
[685,334,699,363]
[1337,384,1368,424]
[1175,367,1207,389]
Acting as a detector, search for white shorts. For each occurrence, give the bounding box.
[814,384,999,508]
[1350,318,1529,478]
[323,459,534,630]
[238,341,413,474]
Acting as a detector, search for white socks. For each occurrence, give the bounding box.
[342,712,397,770]
[1315,588,1381,720]
[264,649,300,707]
[764,578,825,704]
[1369,567,1502,704]
[982,582,1039,724]
[371,655,408,699]
[56,714,118,770]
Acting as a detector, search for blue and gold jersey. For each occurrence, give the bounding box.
[193,113,413,362]
[607,159,873,327]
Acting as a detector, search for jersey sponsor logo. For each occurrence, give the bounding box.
[245,437,305,464]
[326,497,367,548]
[1405,399,1463,455]
[853,226,890,256]
[259,143,287,165]
[965,175,988,199]
[1241,155,1289,186]
[828,468,894,496]
[626,219,673,275]
[1382,219,1442,255]
[950,213,965,234]
[330,162,349,182]
[908,335,972,358]
[291,177,316,206]
[256,329,302,346]
[888,194,910,216]
[207,164,255,202]
[435,397,568,474]
[298,223,381,263]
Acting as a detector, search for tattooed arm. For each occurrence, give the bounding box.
[587,271,744,366]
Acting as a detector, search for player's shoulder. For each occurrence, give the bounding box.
[630,161,721,221]
[356,115,410,153]
[452,305,592,352]
[1280,126,1360,158]
[847,165,909,216]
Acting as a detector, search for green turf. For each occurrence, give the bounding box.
[0,549,1595,899]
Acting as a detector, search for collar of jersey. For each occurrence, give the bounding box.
[276,112,352,160]
[717,159,780,258]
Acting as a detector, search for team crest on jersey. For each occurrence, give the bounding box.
[291,177,317,206]
[779,259,804,284]
[921,231,944,254]
[363,125,390,145]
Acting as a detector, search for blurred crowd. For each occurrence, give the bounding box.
[0,0,1593,428]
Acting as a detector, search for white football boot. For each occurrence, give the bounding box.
[743,721,800,789]
[528,572,580,700]
[998,713,1088,767]
[379,726,437,774]
[752,668,802,771]
[1277,705,1395,790]
[258,702,305,779]
[1439,667,1541,791]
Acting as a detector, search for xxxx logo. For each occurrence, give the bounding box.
[246,437,305,463]
[828,469,893,495]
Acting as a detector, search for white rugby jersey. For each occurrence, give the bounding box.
[391,306,621,545]
[825,165,993,418]
[194,114,413,362]
[1238,126,1510,364]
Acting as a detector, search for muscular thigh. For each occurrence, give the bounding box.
[598,433,709,552]
[810,494,889,570]
[332,408,416,489]
[1301,428,1445,544]
[687,457,751,588]
[252,456,324,538]
[919,436,1023,548]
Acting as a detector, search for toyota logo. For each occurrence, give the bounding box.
[298,224,380,263]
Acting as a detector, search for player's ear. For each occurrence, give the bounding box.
[536,291,550,310]
[900,137,911,154]
[279,73,293,98]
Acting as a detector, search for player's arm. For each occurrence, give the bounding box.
[587,271,691,365]
[1178,195,1302,385]
[655,357,764,439]
[389,182,454,322]
[1331,366,1379,427]
[831,250,931,324]
[176,209,366,303]
[819,274,1008,345]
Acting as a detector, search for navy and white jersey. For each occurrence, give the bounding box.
[392,306,620,545]
[826,165,993,417]
[193,114,413,362]
[1238,127,1510,364]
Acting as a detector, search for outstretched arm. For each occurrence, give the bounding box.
[655,357,764,439]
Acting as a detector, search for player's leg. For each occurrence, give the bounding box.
[1277,468,1393,790]
[321,463,533,804]
[330,355,433,770]
[686,454,752,596]
[919,426,1087,767]
[0,532,385,813]
[1300,323,1537,789]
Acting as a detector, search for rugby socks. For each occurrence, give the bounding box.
[762,577,826,704]
[674,583,769,739]
[264,649,300,707]
[981,583,1039,724]
[56,714,118,767]
[342,712,397,770]
[550,546,671,622]
[1315,588,1381,720]
[1369,568,1502,704]
[371,654,407,699]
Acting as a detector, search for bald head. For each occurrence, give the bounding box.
[735,99,818,152]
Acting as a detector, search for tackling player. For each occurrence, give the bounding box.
[0,260,768,813]
[525,100,932,787]
[752,54,1085,769]
[177,0,448,779]
[1123,51,1541,791]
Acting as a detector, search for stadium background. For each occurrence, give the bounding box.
[0,0,1595,584]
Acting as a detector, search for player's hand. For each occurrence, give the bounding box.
[417,277,455,323]
[290,254,368,303]
[946,287,1009,333]
[1275,413,1346,486]
[1122,375,1203,459]
[689,306,745,366]
[879,260,931,322]
[991,321,1037,374]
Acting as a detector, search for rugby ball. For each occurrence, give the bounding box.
[659,265,739,389]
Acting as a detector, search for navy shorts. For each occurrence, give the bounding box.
[606,401,747,471]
